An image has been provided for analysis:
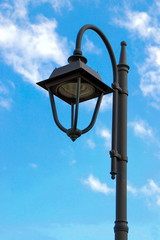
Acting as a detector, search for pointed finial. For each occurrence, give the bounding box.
[68,49,87,64]
[66,128,82,141]
[118,41,129,71]
[119,41,127,65]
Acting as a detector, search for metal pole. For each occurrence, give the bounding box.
[114,42,129,240]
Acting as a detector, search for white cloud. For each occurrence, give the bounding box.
[0,1,70,87]
[86,139,96,149]
[113,4,160,106]
[0,0,74,110]
[0,82,8,95]
[39,0,73,12]
[139,46,160,101]
[114,10,153,39]
[100,95,112,111]
[82,95,112,112]
[69,159,77,165]
[98,128,111,147]
[141,179,160,195]
[12,0,29,19]
[0,96,12,110]
[0,15,69,84]
[4,0,73,17]
[129,120,153,139]
[0,81,14,110]
[127,183,137,195]
[29,163,38,168]
[82,174,160,207]
[82,174,114,195]
[141,179,160,206]
[127,179,160,206]
[83,36,101,55]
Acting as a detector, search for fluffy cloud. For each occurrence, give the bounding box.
[40,0,73,12]
[0,96,12,110]
[129,119,160,147]
[83,36,102,55]
[141,179,160,206]
[129,120,153,139]
[98,128,111,147]
[128,179,160,207]
[113,4,160,107]
[0,13,69,84]
[139,46,160,102]
[0,0,71,109]
[82,174,160,207]
[82,174,114,195]
[114,10,153,39]
[0,81,14,110]
[127,183,137,195]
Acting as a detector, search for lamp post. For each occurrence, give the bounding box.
[37,24,129,240]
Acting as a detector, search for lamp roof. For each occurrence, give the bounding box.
[37,59,113,104]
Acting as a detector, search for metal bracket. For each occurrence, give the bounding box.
[110,149,121,159]
[120,154,128,162]
[110,150,128,162]
[110,150,120,180]
[112,83,128,96]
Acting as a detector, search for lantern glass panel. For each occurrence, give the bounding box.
[57,81,95,100]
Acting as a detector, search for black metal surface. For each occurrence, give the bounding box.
[37,60,113,105]
[73,77,81,130]
[81,93,103,134]
[48,88,67,133]
[37,24,130,240]
[114,42,129,240]
[67,26,130,240]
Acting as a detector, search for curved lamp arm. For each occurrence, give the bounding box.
[72,24,119,179]
[74,24,118,85]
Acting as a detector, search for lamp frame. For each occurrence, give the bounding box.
[71,24,129,240]
[37,24,129,240]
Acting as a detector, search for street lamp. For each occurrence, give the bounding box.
[37,24,129,240]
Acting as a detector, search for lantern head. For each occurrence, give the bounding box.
[37,59,113,104]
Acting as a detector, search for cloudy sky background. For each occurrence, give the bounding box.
[1,0,160,239]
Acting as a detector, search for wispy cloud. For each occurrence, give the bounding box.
[82,174,114,195]
[98,128,111,147]
[41,0,73,12]
[141,179,160,206]
[82,174,160,207]
[82,175,138,196]
[100,95,112,111]
[0,81,14,110]
[129,119,160,147]
[82,95,112,112]
[129,120,153,139]
[113,3,160,107]
[0,0,72,109]
[127,182,137,195]
[114,10,153,39]
[69,159,77,165]
[127,179,160,207]
[0,1,70,85]
[86,139,96,149]
[0,97,12,110]
[0,15,69,84]
[29,163,38,168]
[83,36,102,55]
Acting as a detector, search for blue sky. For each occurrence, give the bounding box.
[0,0,160,239]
